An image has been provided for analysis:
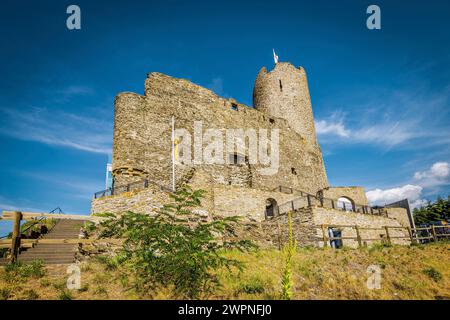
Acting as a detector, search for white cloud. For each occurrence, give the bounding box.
[414,161,450,188]
[366,161,450,209]
[0,107,112,154]
[409,198,428,209]
[366,184,423,206]
[315,119,350,137]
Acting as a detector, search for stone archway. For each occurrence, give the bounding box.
[337,197,355,212]
[265,198,278,219]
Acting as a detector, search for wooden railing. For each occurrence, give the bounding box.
[0,211,107,263]
[274,187,387,217]
[319,224,450,248]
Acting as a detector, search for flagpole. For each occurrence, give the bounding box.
[171,115,176,192]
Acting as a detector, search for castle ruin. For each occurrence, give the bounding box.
[91,61,414,248]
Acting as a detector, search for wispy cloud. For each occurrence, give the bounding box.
[0,196,46,213]
[0,107,112,154]
[315,112,350,138]
[207,77,227,97]
[315,84,450,150]
[52,85,95,103]
[19,171,104,197]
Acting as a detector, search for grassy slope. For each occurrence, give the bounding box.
[0,242,449,300]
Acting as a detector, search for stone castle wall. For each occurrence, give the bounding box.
[94,60,414,247]
[91,184,171,216]
[229,207,410,249]
[321,186,369,206]
[112,66,328,195]
[91,184,411,248]
[312,207,410,247]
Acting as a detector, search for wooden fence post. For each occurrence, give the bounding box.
[277,221,282,251]
[384,226,391,245]
[321,225,328,247]
[431,225,437,242]
[407,226,414,244]
[354,225,362,247]
[10,211,22,263]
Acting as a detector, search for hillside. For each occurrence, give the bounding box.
[0,242,449,300]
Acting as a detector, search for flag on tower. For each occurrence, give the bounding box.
[273,49,279,64]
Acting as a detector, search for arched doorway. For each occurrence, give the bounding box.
[265,198,278,219]
[337,197,354,212]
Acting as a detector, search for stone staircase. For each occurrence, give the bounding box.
[0,219,85,265]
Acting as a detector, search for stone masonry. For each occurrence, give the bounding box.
[92,60,413,248]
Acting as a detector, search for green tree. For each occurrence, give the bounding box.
[96,186,255,299]
[413,195,450,225]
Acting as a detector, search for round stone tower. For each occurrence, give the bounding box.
[112,92,149,186]
[253,62,319,146]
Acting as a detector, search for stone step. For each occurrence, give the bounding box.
[20,251,76,257]
[18,258,75,265]
[21,246,76,251]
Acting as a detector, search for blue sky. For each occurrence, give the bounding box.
[1,0,449,236]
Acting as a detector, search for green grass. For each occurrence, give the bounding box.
[2,260,46,283]
[0,242,449,300]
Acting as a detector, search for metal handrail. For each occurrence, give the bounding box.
[94,177,172,199]
[16,207,64,237]
[273,185,387,217]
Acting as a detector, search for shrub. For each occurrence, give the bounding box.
[2,260,46,283]
[58,290,73,300]
[78,283,89,293]
[40,278,51,287]
[96,186,255,299]
[236,277,266,295]
[93,285,108,296]
[423,267,443,282]
[0,287,11,300]
[23,289,39,300]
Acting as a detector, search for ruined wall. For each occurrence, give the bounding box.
[321,186,369,206]
[211,185,302,221]
[312,207,410,248]
[232,208,317,248]
[91,184,171,216]
[112,71,329,195]
[386,207,411,229]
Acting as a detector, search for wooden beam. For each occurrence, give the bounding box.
[11,211,22,263]
[0,238,124,246]
[384,226,391,245]
[354,225,362,247]
[321,225,328,247]
[1,211,105,222]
